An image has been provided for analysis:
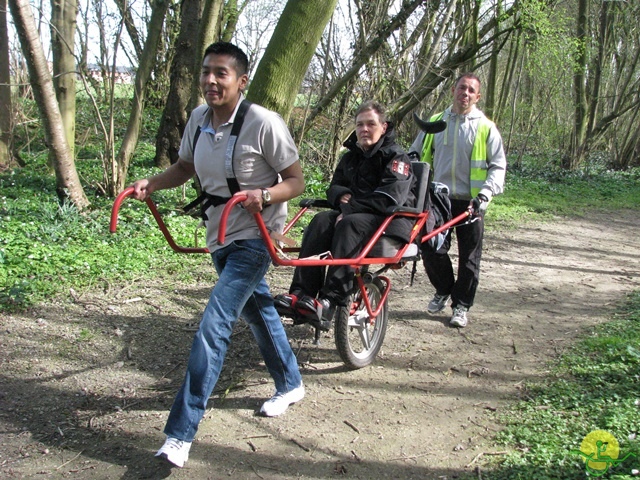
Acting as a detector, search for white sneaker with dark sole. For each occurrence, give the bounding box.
[155,436,192,468]
[260,384,305,417]
[450,306,468,328]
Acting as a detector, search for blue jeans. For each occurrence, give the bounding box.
[164,239,302,442]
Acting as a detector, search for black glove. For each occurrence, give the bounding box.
[469,193,489,217]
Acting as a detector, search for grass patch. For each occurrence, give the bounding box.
[2,153,640,311]
[487,166,640,228]
[483,291,640,479]
[0,154,209,311]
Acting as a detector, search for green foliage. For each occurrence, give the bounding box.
[300,161,329,199]
[487,160,640,228]
[13,98,48,155]
[0,155,208,311]
[483,292,640,479]
[16,92,162,170]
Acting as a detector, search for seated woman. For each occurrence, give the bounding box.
[274,101,417,331]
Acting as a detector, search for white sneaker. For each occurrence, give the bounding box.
[260,384,305,417]
[155,436,192,468]
[427,293,450,314]
[450,306,468,328]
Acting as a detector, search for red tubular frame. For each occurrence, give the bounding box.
[111,189,471,321]
[110,187,209,254]
[217,194,470,267]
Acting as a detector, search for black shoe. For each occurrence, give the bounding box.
[295,295,332,332]
[273,293,298,317]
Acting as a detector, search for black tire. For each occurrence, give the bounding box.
[334,277,389,369]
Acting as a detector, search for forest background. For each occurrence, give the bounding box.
[3,0,640,201]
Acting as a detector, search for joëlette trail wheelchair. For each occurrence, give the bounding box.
[110,162,473,370]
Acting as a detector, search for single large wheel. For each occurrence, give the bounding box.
[334,277,389,369]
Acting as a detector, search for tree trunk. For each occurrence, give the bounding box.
[568,0,589,169]
[9,0,89,209]
[586,1,611,136]
[484,0,501,119]
[50,0,77,161]
[188,0,225,112]
[506,50,525,160]
[112,0,170,194]
[496,29,520,125]
[154,0,205,168]
[616,110,640,169]
[220,0,243,42]
[247,0,339,121]
[91,0,112,98]
[458,0,479,72]
[0,0,12,168]
[113,0,143,58]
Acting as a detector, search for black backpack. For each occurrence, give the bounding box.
[422,181,452,254]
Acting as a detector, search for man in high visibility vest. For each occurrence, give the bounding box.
[409,73,506,327]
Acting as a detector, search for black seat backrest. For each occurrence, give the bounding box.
[367,161,431,259]
[411,161,431,212]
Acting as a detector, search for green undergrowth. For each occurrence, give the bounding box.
[0,155,209,311]
[483,291,640,479]
[487,165,640,228]
[2,155,640,311]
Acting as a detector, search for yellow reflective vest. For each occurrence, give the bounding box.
[420,112,494,198]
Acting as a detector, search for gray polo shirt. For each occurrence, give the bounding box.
[179,97,299,252]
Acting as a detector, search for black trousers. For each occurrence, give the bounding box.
[289,210,383,306]
[421,199,484,309]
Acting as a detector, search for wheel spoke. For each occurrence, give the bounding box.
[356,319,371,349]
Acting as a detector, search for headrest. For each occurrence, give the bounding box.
[413,112,447,134]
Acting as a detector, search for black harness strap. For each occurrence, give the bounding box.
[184,99,252,221]
[223,99,252,194]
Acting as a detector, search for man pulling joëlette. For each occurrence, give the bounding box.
[131,42,305,469]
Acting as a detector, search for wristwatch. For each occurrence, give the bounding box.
[261,188,271,205]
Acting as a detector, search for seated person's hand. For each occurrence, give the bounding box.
[340,193,352,204]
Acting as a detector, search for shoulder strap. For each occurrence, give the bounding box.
[185,100,253,221]
[224,99,252,195]
[193,125,202,154]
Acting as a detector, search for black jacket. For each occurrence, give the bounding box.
[326,123,416,242]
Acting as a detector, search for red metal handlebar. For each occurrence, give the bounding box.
[109,187,209,254]
[419,209,472,245]
[110,187,135,233]
[217,194,249,245]
[111,187,473,263]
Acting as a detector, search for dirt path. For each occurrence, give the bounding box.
[2,211,639,479]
